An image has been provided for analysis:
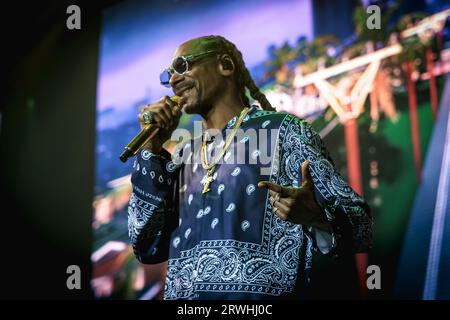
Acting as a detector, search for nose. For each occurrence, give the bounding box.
[169,71,184,88]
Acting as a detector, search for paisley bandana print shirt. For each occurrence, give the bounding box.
[127,106,372,300]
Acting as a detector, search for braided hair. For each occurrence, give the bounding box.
[195,35,275,111]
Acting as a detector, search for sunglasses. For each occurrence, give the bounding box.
[159,50,217,87]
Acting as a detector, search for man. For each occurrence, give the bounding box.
[127,35,372,300]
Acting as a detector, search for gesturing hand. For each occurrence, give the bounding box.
[138,96,182,153]
[258,160,332,233]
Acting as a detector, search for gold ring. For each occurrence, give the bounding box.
[273,206,278,214]
[269,196,275,206]
[142,111,154,124]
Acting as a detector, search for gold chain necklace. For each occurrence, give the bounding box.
[200,107,250,193]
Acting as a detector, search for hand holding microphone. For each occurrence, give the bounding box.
[119,95,182,162]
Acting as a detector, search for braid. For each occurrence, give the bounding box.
[241,67,275,111]
[201,35,275,111]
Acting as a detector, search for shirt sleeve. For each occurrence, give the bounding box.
[287,117,373,257]
[127,147,182,264]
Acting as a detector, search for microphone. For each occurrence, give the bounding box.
[119,96,181,163]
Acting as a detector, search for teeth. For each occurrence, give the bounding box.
[176,88,190,97]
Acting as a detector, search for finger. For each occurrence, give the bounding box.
[278,197,295,206]
[273,200,290,215]
[138,105,152,126]
[158,104,173,129]
[138,98,170,128]
[269,190,295,204]
[139,103,159,119]
[167,97,182,115]
[269,190,277,204]
[172,105,181,117]
[258,181,283,193]
[167,96,182,116]
[164,96,176,108]
[301,160,314,188]
[161,97,176,126]
[169,102,182,124]
[139,105,150,118]
[153,112,170,129]
[269,195,275,206]
[269,194,282,207]
[268,190,279,199]
[268,186,299,200]
[273,205,288,220]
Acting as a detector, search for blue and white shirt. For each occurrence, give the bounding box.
[127,106,372,300]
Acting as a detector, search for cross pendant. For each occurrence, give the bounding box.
[202,170,214,194]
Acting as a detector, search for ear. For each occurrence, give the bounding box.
[218,54,235,76]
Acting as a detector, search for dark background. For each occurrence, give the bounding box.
[0,0,122,299]
[0,0,431,299]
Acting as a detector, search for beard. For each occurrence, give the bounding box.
[181,87,204,115]
[179,82,223,116]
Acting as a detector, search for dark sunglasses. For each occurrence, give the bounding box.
[159,50,217,87]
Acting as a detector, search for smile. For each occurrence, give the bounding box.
[175,86,192,97]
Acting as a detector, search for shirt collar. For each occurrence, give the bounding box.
[225,105,258,129]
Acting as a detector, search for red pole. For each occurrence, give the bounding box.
[403,61,422,183]
[437,30,443,59]
[344,114,368,298]
[344,119,364,195]
[355,252,369,298]
[426,48,438,120]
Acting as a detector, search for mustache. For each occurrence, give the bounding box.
[173,83,194,96]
